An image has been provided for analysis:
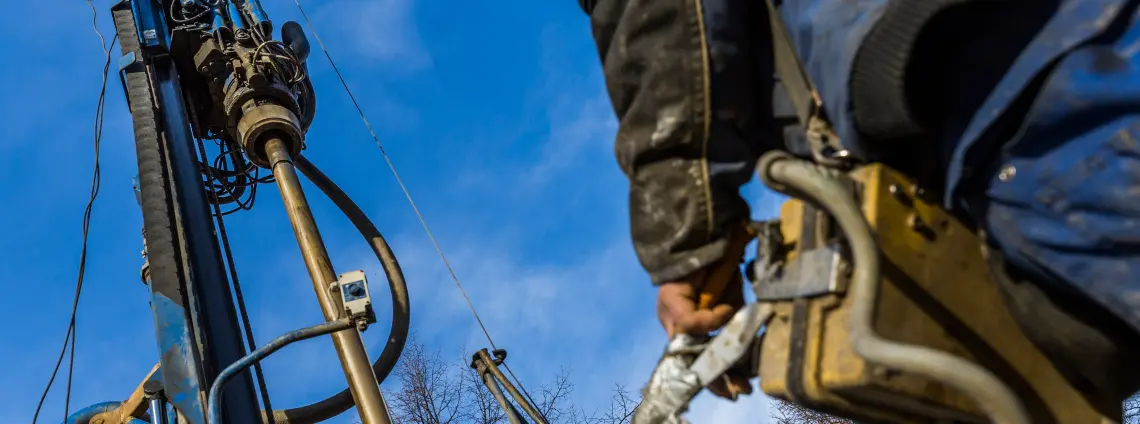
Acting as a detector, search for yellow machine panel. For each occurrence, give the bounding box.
[756,164,1111,424]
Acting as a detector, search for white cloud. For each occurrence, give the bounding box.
[310,0,431,71]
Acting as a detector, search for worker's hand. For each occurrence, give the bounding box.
[656,272,742,338]
[656,270,752,399]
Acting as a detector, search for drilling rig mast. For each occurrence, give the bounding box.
[62,1,411,423]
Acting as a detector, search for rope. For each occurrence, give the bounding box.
[291,1,549,419]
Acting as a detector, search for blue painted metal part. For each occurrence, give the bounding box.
[130,0,168,50]
[62,402,148,424]
[206,319,354,424]
[116,0,262,422]
[209,7,227,38]
[244,0,269,28]
[64,402,120,424]
[227,1,246,30]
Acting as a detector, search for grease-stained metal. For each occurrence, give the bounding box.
[89,364,161,424]
[632,303,774,424]
[266,138,391,424]
[113,1,262,421]
[754,246,846,301]
[689,303,774,387]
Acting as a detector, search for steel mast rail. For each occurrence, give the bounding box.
[58,1,409,423]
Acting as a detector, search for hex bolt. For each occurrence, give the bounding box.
[143,380,164,398]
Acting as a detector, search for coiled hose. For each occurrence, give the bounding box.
[756,151,1030,424]
[260,156,411,424]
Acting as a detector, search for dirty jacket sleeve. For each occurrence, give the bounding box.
[582,0,785,284]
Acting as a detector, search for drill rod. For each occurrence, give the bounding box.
[475,362,525,424]
[476,349,547,424]
[265,137,391,424]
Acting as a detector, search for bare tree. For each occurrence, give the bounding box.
[770,399,858,424]
[536,367,581,423]
[388,337,465,424]
[375,336,643,424]
[597,384,639,424]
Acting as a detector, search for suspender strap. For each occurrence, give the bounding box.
[765,0,819,128]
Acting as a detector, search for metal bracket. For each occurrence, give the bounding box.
[632,303,775,424]
[754,245,847,301]
[336,270,376,329]
[89,363,161,424]
[117,52,142,110]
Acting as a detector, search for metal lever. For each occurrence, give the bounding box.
[632,302,775,424]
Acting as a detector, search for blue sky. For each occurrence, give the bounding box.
[0,1,784,422]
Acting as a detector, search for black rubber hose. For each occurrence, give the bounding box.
[263,156,411,424]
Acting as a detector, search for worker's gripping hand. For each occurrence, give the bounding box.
[656,269,753,400]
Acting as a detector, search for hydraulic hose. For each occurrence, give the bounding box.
[756,151,1030,424]
[262,156,411,424]
[62,401,149,424]
[212,319,355,424]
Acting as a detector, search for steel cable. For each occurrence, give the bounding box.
[291,1,549,420]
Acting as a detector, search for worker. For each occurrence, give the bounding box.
[578,0,800,399]
[579,0,1140,409]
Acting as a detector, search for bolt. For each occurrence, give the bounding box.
[144,379,164,398]
[889,184,913,207]
[998,164,1017,182]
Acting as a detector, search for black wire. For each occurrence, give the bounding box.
[195,137,276,423]
[170,0,210,23]
[32,3,116,421]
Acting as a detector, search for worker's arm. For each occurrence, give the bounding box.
[584,0,784,287]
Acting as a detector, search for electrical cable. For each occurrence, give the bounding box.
[291,1,549,419]
[32,3,116,422]
[195,137,277,424]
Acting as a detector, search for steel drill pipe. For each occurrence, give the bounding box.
[265,137,391,424]
[478,366,524,424]
[268,156,412,424]
[476,349,547,424]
